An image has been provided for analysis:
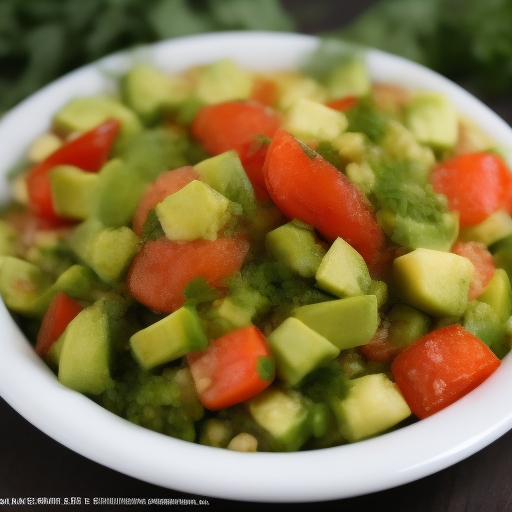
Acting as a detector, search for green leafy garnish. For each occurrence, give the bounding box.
[184,276,221,307]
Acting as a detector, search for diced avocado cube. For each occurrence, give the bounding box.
[58,300,113,395]
[331,373,411,442]
[459,210,512,247]
[245,387,312,452]
[265,219,326,278]
[68,219,140,283]
[46,334,65,368]
[462,301,508,358]
[367,280,388,308]
[92,227,140,283]
[284,98,348,143]
[155,180,231,242]
[382,120,435,177]
[294,295,379,350]
[274,73,327,112]
[0,256,52,317]
[316,237,371,297]
[122,65,190,124]
[405,92,458,150]
[196,59,253,105]
[325,57,371,99]
[0,220,21,257]
[492,246,512,284]
[211,298,253,331]
[94,158,148,228]
[130,306,208,369]
[53,96,142,149]
[28,133,62,163]
[386,303,430,348]
[30,264,103,318]
[388,211,459,252]
[478,269,512,323]
[267,317,339,386]
[194,150,256,216]
[50,165,99,220]
[344,162,375,195]
[393,248,474,317]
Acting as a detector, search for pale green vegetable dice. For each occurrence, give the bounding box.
[393,248,474,317]
[316,237,371,297]
[155,180,231,241]
[331,373,411,442]
[267,317,339,386]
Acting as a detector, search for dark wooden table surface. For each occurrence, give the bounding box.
[3,1,512,510]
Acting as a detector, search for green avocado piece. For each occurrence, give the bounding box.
[284,98,348,143]
[405,92,458,150]
[0,256,52,317]
[122,65,190,124]
[492,246,512,284]
[478,269,512,323]
[194,150,256,217]
[385,303,430,348]
[315,237,371,297]
[94,158,148,228]
[245,387,312,452]
[50,165,99,220]
[52,96,142,150]
[367,280,388,308]
[393,248,474,317]
[195,59,253,105]
[331,373,411,442]
[58,300,114,395]
[0,220,21,257]
[267,317,339,386]
[293,295,379,350]
[68,218,140,284]
[155,180,231,241]
[324,57,371,100]
[462,300,508,358]
[130,306,208,370]
[459,210,512,247]
[265,219,326,278]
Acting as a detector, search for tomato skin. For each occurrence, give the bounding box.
[187,325,274,410]
[325,96,358,111]
[430,152,512,228]
[251,78,279,107]
[127,236,249,313]
[263,129,387,275]
[26,119,120,224]
[452,241,495,301]
[191,101,281,200]
[35,293,84,357]
[132,166,199,236]
[391,324,501,419]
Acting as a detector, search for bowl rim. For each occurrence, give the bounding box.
[1,31,512,503]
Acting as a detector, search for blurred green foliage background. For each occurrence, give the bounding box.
[2,0,512,115]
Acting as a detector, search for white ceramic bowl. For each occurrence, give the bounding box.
[1,32,512,503]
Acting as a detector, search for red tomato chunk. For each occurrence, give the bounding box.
[187,325,275,410]
[392,325,501,419]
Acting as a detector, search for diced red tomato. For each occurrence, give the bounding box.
[325,96,358,111]
[187,325,275,410]
[26,119,120,225]
[452,241,495,301]
[35,292,84,357]
[127,236,249,313]
[191,101,281,200]
[132,166,199,236]
[251,78,279,107]
[430,152,512,228]
[263,129,387,276]
[392,324,501,419]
